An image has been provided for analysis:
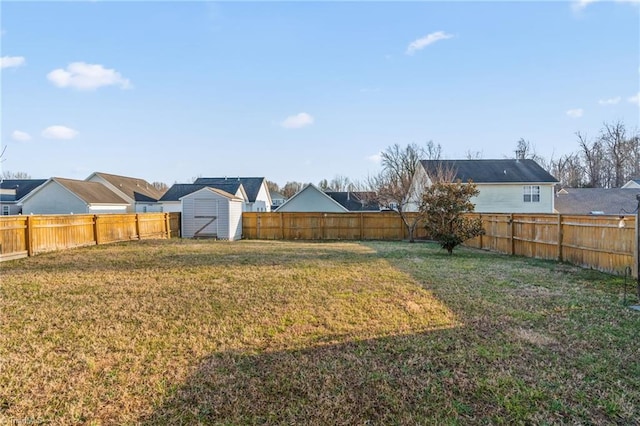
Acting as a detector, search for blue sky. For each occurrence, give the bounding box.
[1,1,639,186]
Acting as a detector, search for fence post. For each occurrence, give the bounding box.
[479,214,483,249]
[510,213,515,255]
[360,212,364,240]
[557,214,563,262]
[165,213,171,239]
[93,215,101,245]
[280,212,285,240]
[135,214,141,240]
[25,216,34,256]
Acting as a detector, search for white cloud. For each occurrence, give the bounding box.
[1,56,25,69]
[628,92,640,106]
[280,112,314,129]
[598,96,621,105]
[47,62,131,90]
[406,31,454,55]
[367,152,382,164]
[11,130,31,142]
[42,125,79,140]
[573,0,640,11]
[566,108,584,118]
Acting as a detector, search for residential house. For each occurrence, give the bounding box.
[325,191,380,211]
[0,179,47,215]
[270,190,287,211]
[159,182,248,213]
[181,187,244,240]
[85,172,165,213]
[20,177,130,215]
[193,177,272,212]
[554,187,640,215]
[410,159,558,213]
[275,184,349,212]
[621,179,640,189]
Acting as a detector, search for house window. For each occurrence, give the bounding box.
[523,185,540,203]
[2,205,9,215]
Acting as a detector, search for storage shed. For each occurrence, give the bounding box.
[180,187,243,240]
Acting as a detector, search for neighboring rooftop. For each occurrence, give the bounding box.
[194,177,265,202]
[54,178,130,205]
[555,187,640,215]
[89,172,165,202]
[159,182,244,202]
[0,179,47,201]
[325,191,380,211]
[420,159,558,183]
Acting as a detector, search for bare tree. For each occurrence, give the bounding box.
[465,149,483,159]
[151,181,169,194]
[548,153,584,188]
[266,180,281,193]
[282,181,304,198]
[329,175,351,192]
[576,132,604,188]
[2,171,31,179]
[600,121,628,187]
[366,143,430,242]
[513,138,545,165]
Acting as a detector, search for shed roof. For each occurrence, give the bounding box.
[420,159,558,183]
[180,186,244,201]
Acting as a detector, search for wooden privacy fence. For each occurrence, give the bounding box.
[0,212,181,261]
[243,212,635,277]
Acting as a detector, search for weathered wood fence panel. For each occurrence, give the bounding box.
[0,212,181,261]
[243,212,635,276]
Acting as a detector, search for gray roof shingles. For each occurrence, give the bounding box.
[421,159,558,183]
[0,179,47,201]
[194,177,264,202]
[555,188,640,215]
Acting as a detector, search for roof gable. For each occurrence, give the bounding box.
[420,159,558,184]
[275,184,349,212]
[88,172,164,202]
[53,178,130,205]
[180,186,244,201]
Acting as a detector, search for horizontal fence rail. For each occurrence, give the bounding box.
[0,212,181,261]
[243,212,635,277]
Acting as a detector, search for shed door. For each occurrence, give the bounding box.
[194,198,219,237]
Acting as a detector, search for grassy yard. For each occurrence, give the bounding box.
[1,239,638,424]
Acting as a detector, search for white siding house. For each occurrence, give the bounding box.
[408,159,558,214]
[19,178,130,215]
[181,187,243,240]
[275,184,349,212]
